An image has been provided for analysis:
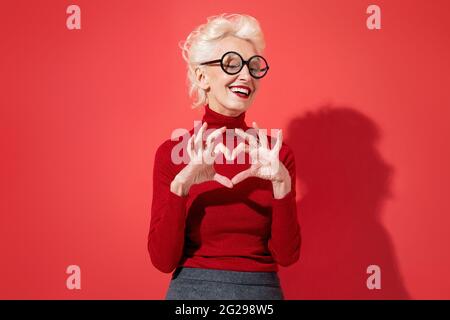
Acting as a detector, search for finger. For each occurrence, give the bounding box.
[194,122,208,149]
[235,128,258,149]
[272,129,283,154]
[253,121,268,149]
[206,126,226,151]
[231,168,253,185]
[230,142,249,160]
[213,173,233,188]
[194,122,207,144]
[214,142,232,161]
[186,135,195,159]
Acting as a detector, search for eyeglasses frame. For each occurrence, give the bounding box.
[199,51,269,79]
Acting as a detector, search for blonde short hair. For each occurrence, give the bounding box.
[179,13,266,108]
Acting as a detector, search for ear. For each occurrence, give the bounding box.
[195,67,210,91]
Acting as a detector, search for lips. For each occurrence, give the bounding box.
[228,85,252,99]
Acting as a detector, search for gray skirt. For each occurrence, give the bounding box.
[165,267,284,300]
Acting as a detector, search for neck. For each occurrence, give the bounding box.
[202,103,248,129]
[208,101,244,117]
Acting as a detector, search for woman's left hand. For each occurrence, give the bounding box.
[233,122,292,199]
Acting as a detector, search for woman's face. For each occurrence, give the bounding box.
[197,36,262,116]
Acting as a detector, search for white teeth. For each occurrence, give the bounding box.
[229,87,250,95]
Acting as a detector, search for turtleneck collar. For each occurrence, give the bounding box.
[201,104,248,129]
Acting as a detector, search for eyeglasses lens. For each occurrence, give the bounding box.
[249,56,268,78]
[221,52,268,78]
[222,52,242,74]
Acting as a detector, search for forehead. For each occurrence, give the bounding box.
[213,36,258,60]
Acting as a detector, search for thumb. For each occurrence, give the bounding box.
[231,169,253,185]
[213,173,233,188]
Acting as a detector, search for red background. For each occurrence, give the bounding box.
[1,0,450,299]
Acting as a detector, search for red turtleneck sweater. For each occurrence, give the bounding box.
[148,105,301,273]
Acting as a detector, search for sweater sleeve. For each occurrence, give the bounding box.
[268,144,302,267]
[147,141,188,273]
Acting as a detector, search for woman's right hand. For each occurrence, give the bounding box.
[170,122,239,196]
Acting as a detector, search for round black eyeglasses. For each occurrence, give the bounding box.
[199,51,269,79]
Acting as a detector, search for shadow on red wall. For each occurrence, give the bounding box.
[280,105,410,299]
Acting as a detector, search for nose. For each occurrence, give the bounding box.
[238,63,252,81]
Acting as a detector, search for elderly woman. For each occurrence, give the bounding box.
[148,13,301,300]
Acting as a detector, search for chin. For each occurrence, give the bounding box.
[224,100,252,113]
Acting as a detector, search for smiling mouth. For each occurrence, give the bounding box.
[228,86,252,99]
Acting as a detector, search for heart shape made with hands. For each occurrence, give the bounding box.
[186,121,286,187]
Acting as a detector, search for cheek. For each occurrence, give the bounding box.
[211,75,234,93]
[253,82,261,95]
